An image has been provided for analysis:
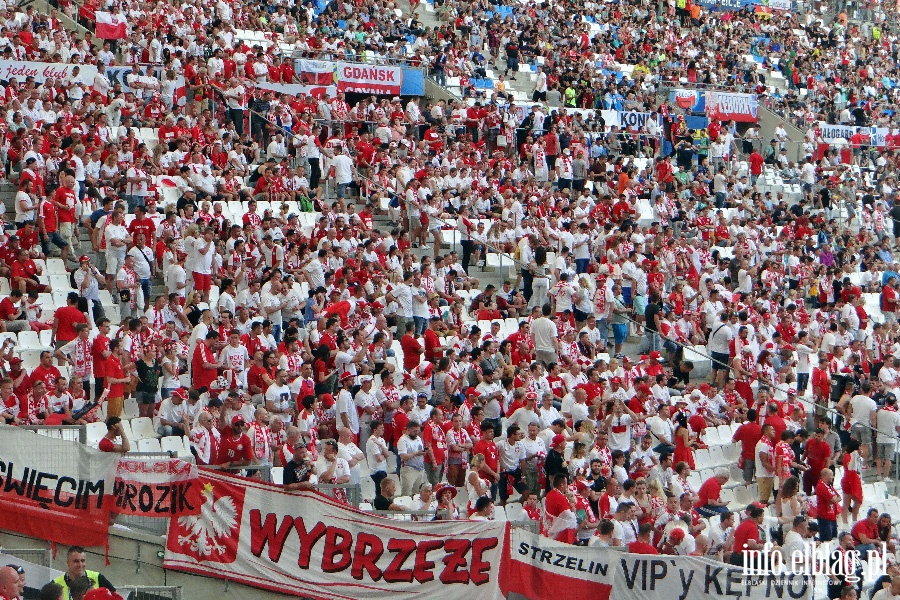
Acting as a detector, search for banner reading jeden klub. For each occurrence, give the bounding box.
[336,62,402,95]
[164,470,506,600]
[0,60,98,84]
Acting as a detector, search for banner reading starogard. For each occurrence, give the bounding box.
[706,91,759,122]
[500,529,813,600]
[336,62,402,95]
[163,469,507,600]
[0,60,98,85]
[0,427,116,546]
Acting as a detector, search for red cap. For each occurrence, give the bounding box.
[319,393,334,408]
[669,528,686,543]
[171,387,188,400]
[575,479,590,492]
[649,351,662,359]
[340,371,354,381]
[231,415,246,426]
[79,255,90,262]
[552,434,566,447]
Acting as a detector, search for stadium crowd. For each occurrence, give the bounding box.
[0,0,898,588]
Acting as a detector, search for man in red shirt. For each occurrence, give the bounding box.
[628,523,659,554]
[216,415,254,469]
[0,289,28,332]
[804,426,834,495]
[10,247,49,294]
[29,351,61,390]
[52,170,77,251]
[38,194,70,264]
[399,322,423,372]
[731,504,765,567]
[732,408,762,485]
[192,331,221,391]
[98,417,130,453]
[816,467,841,542]
[422,317,445,364]
[748,149,764,184]
[472,424,500,498]
[851,507,880,555]
[543,473,575,544]
[695,468,730,517]
[52,292,87,349]
[127,205,156,246]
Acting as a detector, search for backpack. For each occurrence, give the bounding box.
[299,195,314,212]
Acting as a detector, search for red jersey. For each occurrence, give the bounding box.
[216,432,253,465]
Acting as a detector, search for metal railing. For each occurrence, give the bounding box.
[117,586,183,600]
[20,424,86,444]
[0,548,52,568]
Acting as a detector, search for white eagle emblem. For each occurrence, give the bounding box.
[176,482,238,557]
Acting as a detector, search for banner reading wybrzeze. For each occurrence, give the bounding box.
[163,469,506,600]
[336,62,402,95]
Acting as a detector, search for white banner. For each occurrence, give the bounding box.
[818,122,891,146]
[164,470,507,600]
[0,60,98,84]
[501,529,813,600]
[255,81,337,98]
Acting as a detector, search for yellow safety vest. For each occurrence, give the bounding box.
[53,571,101,600]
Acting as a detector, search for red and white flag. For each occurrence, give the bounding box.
[95,11,128,39]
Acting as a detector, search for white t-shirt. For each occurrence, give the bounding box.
[366,435,389,474]
[755,440,775,478]
[265,383,293,412]
[336,389,360,434]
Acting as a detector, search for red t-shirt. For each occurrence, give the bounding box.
[851,519,878,545]
[192,342,219,390]
[695,477,722,508]
[98,437,115,452]
[423,328,442,363]
[732,422,762,460]
[400,334,422,371]
[53,306,87,342]
[748,152,764,175]
[816,480,840,520]
[0,297,20,320]
[53,186,77,224]
[92,335,110,378]
[128,217,157,243]
[628,541,659,554]
[107,357,125,398]
[40,200,58,233]
[732,518,761,554]
[216,433,253,464]
[473,439,499,479]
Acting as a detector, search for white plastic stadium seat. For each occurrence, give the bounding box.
[137,438,162,452]
[130,416,157,440]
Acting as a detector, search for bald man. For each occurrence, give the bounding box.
[0,566,21,600]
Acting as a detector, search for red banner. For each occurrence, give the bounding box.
[705,91,759,123]
[336,62,402,95]
[108,458,200,517]
[164,469,507,600]
[500,528,614,600]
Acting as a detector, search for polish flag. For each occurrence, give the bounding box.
[95,11,127,39]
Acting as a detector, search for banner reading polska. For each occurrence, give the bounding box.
[163,469,506,600]
[336,62,402,95]
[109,458,200,517]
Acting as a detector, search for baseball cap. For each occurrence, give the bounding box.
[552,434,566,447]
[79,255,90,262]
[669,528,686,543]
[231,415,246,427]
